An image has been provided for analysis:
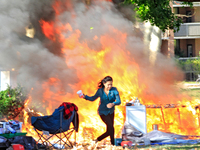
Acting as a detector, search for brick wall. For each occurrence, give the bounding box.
[180,39,195,57]
[195,39,200,56]
[194,7,200,22]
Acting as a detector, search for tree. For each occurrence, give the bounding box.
[121,0,193,32]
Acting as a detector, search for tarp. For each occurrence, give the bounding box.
[31,106,74,134]
[122,121,200,145]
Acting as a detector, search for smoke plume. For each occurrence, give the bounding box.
[0,0,184,113]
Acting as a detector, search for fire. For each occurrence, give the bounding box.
[19,0,200,144]
[146,98,200,136]
[36,1,141,141]
[39,20,55,41]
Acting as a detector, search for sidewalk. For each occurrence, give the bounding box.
[183,83,200,89]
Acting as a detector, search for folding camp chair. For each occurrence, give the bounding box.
[31,105,78,149]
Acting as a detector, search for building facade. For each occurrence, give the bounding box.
[162,1,200,57]
[174,1,200,58]
[161,1,200,81]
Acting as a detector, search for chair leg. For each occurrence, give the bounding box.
[74,111,77,147]
[35,129,47,146]
[34,129,76,149]
[54,128,74,147]
[35,129,53,149]
[33,110,78,149]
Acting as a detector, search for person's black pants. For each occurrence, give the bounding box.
[97,113,114,145]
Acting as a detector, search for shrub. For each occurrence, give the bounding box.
[0,85,28,119]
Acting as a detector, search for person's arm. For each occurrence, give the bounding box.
[107,88,121,108]
[84,89,100,101]
[113,88,121,105]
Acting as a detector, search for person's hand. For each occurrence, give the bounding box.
[82,94,85,99]
[107,103,115,108]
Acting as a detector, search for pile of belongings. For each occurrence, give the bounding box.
[122,121,200,146]
[0,136,39,150]
[0,120,23,134]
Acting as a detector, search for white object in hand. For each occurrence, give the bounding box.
[77,90,84,98]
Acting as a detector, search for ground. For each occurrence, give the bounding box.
[179,81,200,98]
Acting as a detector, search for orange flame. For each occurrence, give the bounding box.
[21,0,200,144]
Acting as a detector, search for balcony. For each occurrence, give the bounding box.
[174,23,200,39]
[173,1,200,7]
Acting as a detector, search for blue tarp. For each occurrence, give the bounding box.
[122,122,200,146]
[31,106,74,134]
[133,139,200,146]
[150,139,200,145]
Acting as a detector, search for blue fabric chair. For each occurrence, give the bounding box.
[31,106,74,134]
[31,106,77,148]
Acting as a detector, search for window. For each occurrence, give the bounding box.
[187,44,193,57]
[186,11,192,23]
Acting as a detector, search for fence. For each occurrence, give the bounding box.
[178,57,200,81]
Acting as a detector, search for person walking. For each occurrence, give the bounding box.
[82,76,121,145]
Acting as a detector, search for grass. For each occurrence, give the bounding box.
[180,88,200,98]
[182,81,198,84]
[134,144,200,149]
[178,81,200,98]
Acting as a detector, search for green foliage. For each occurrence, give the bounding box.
[174,47,184,57]
[182,1,193,8]
[0,85,28,119]
[123,0,193,32]
[176,58,200,75]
